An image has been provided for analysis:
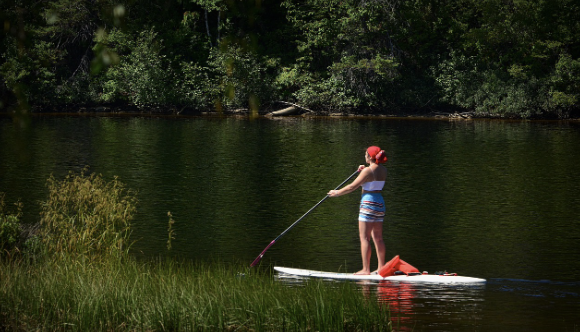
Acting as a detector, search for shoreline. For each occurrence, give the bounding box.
[1,104,579,122]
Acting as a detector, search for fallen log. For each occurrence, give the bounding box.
[269,106,299,116]
[267,101,316,116]
[276,101,314,113]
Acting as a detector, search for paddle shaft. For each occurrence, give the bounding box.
[250,169,360,267]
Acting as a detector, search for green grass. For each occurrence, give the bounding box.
[1,170,392,331]
[0,257,392,331]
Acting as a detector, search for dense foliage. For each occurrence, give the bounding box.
[1,0,579,117]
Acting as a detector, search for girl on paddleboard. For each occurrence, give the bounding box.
[327,146,388,275]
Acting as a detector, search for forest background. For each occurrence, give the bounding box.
[1,0,579,119]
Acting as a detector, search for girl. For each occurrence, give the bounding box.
[328,146,388,275]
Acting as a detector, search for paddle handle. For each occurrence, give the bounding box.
[250,169,359,267]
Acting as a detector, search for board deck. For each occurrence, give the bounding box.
[274,266,486,283]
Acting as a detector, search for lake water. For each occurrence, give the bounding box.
[1,114,579,331]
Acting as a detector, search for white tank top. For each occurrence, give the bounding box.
[362,180,385,191]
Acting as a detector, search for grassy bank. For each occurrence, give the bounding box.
[0,258,392,331]
[0,170,392,331]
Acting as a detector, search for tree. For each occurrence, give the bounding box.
[432,0,580,117]
[281,0,402,111]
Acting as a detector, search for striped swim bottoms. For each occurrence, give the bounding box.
[359,193,385,223]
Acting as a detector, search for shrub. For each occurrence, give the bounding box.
[92,28,178,108]
[433,53,552,118]
[39,168,137,258]
[0,216,20,254]
[548,53,580,117]
[0,193,22,255]
[178,61,214,109]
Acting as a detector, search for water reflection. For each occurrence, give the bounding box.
[276,273,486,331]
[364,281,415,330]
[363,281,485,331]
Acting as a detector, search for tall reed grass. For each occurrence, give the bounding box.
[39,168,136,258]
[0,258,392,331]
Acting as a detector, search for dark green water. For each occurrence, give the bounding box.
[1,115,579,331]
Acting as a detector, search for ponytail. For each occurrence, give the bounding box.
[366,146,388,164]
[375,150,388,164]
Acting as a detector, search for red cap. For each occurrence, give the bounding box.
[367,146,388,164]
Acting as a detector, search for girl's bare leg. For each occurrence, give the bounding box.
[370,222,386,271]
[355,222,373,275]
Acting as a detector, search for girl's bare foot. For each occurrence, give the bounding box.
[354,270,370,275]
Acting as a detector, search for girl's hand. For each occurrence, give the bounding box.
[328,190,338,197]
[358,165,366,172]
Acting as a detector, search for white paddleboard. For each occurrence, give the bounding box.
[274,266,486,284]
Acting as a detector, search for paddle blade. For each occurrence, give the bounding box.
[250,240,276,267]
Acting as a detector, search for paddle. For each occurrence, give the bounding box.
[250,169,360,267]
